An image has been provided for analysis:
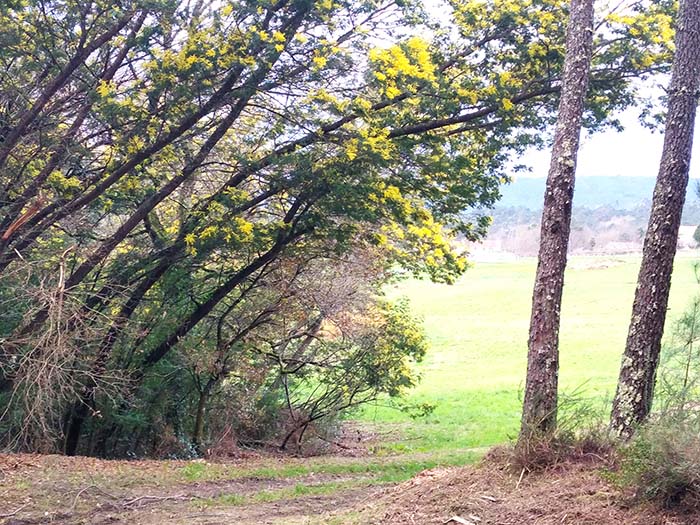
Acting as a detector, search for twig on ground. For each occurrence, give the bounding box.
[122,494,190,507]
[91,485,120,500]
[71,485,94,511]
[0,502,30,518]
[70,484,121,511]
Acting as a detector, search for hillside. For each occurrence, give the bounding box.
[481,177,700,256]
[498,176,700,211]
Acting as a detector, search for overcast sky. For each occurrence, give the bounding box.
[519,110,700,179]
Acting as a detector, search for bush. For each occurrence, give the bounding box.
[613,292,700,509]
[616,418,700,508]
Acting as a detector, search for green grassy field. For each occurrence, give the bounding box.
[359,254,700,454]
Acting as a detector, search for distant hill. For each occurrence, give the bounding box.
[498,176,700,210]
[479,176,700,256]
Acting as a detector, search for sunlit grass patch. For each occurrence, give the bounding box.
[357,255,700,453]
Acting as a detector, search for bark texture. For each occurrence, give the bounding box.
[520,0,595,437]
[192,381,214,454]
[610,0,700,439]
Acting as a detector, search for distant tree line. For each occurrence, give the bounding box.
[493,200,700,230]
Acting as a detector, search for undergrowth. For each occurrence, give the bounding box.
[614,419,700,508]
[502,390,614,473]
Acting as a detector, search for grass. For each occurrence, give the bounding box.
[191,449,485,509]
[358,254,700,453]
[177,447,483,484]
[200,480,368,508]
[197,457,480,507]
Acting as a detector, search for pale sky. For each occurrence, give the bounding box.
[520,110,700,179]
[420,0,700,181]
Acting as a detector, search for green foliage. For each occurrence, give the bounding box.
[267,287,431,451]
[331,298,428,399]
[615,418,700,508]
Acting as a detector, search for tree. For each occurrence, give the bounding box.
[519,0,595,438]
[0,0,674,455]
[610,0,700,439]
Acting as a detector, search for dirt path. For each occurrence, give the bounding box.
[4,452,700,524]
[78,485,386,525]
[2,481,384,525]
[0,453,391,525]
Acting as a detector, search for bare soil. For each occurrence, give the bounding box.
[0,452,383,525]
[2,452,700,524]
[359,459,700,524]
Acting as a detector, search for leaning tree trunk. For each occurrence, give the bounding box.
[519,0,595,439]
[610,0,700,440]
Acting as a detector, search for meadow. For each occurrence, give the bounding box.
[359,254,700,454]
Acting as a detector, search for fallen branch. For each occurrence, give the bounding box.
[70,484,121,511]
[71,485,93,511]
[122,494,191,507]
[0,502,30,518]
[310,430,359,451]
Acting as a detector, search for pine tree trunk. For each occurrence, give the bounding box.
[610,0,700,440]
[520,0,595,438]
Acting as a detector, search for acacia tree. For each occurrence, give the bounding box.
[610,0,700,439]
[519,0,595,438]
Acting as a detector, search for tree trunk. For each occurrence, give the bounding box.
[64,400,92,456]
[63,260,171,455]
[610,0,700,440]
[192,381,214,455]
[520,0,595,438]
